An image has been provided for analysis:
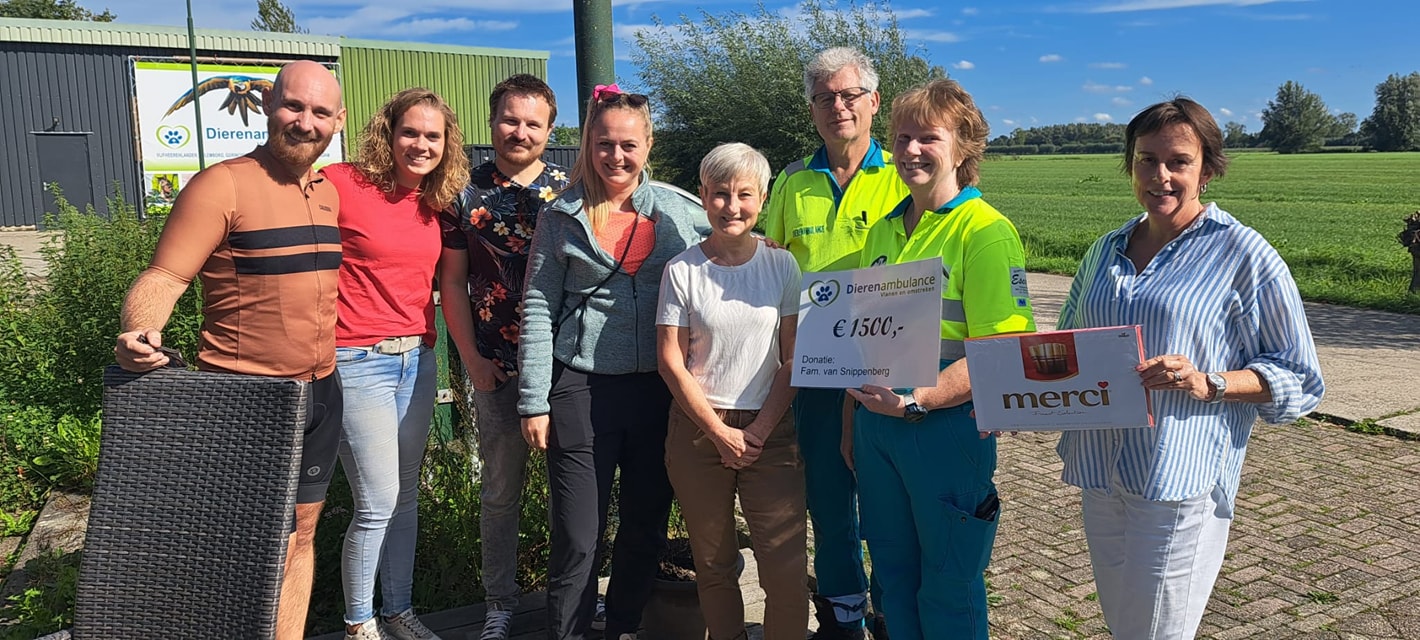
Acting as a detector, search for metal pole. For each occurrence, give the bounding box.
[572,0,615,125]
[187,0,206,170]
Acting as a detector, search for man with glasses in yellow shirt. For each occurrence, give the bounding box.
[760,46,908,640]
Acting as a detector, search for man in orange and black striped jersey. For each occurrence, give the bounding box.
[114,59,347,640]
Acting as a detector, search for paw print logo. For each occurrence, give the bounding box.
[156,125,191,149]
[808,279,840,308]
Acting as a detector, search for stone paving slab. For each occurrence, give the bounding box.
[0,230,55,279]
[988,418,1420,639]
[1379,412,1420,439]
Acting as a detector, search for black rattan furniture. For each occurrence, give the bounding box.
[74,366,308,639]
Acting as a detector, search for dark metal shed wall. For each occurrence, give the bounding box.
[0,41,335,228]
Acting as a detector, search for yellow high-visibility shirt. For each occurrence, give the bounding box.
[860,187,1036,359]
[761,140,910,273]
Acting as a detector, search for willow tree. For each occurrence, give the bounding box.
[632,0,945,189]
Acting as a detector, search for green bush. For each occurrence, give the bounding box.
[0,549,82,639]
[29,187,204,417]
[0,403,54,527]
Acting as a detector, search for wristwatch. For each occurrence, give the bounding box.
[902,391,929,423]
[1205,373,1228,404]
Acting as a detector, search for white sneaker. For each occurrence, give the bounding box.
[617,634,637,640]
[344,620,392,640]
[383,608,441,640]
[480,603,514,640]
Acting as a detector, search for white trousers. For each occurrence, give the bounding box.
[1081,483,1233,640]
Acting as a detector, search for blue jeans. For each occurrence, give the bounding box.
[335,345,437,625]
[470,378,530,609]
[855,392,998,640]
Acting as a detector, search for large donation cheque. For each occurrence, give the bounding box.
[792,258,943,389]
[965,326,1153,432]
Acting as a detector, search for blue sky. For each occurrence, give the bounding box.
[108,0,1413,131]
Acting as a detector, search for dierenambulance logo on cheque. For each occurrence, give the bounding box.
[809,279,841,307]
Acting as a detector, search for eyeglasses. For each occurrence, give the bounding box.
[810,87,872,110]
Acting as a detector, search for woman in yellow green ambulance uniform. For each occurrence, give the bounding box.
[844,78,1035,640]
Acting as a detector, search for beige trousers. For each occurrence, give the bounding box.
[665,403,809,640]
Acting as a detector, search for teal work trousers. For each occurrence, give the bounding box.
[794,387,880,620]
[853,393,999,640]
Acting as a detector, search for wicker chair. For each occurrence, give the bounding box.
[72,366,309,639]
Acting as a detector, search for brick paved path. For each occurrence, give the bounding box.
[988,419,1420,639]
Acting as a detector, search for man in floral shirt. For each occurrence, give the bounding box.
[438,73,568,640]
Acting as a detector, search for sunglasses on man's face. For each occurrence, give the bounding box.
[597,91,649,108]
[810,87,872,110]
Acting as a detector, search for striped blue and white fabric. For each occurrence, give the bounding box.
[1054,204,1324,504]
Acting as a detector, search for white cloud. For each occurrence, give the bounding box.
[305,7,414,36]
[1039,54,1064,63]
[1083,81,1133,94]
[396,17,517,34]
[1090,62,1128,69]
[952,60,976,70]
[1112,97,1133,106]
[904,29,962,42]
[1002,118,1017,126]
[962,7,980,15]
[1086,0,1308,13]
[894,9,935,19]
[1074,116,1089,123]
[1139,76,1154,85]
[1094,113,1113,122]
[1219,107,1235,117]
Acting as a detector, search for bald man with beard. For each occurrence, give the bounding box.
[115,59,348,640]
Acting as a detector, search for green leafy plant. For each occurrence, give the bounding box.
[0,403,56,520]
[30,411,102,490]
[0,549,82,639]
[0,508,37,537]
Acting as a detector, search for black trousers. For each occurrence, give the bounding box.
[544,361,674,639]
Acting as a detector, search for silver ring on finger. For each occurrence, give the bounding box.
[1167,370,1178,382]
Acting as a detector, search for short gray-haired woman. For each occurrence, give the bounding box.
[658,143,806,640]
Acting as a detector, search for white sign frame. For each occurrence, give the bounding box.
[130,58,343,213]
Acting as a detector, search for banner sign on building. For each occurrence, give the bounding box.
[131,60,343,213]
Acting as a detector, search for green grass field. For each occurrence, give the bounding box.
[980,152,1420,314]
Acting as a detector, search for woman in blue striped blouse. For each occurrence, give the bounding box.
[1055,97,1324,639]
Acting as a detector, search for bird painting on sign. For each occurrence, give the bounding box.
[163,75,275,126]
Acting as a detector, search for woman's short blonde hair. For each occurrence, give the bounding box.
[889,79,989,187]
[698,142,771,194]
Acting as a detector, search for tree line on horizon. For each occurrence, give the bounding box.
[990,75,1420,156]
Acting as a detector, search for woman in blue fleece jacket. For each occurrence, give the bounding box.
[516,85,708,640]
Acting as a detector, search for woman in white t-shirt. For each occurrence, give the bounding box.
[656,142,806,640]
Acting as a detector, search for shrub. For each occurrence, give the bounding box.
[0,403,54,526]
[0,549,82,639]
[29,187,204,417]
